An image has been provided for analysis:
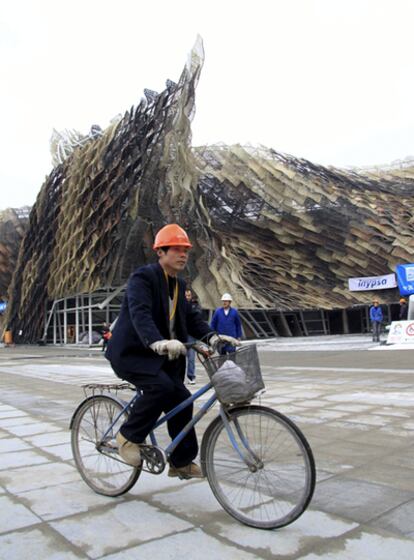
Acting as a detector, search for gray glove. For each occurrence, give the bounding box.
[209,334,241,351]
[150,339,187,361]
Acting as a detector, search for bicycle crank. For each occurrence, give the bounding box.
[140,445,167,474]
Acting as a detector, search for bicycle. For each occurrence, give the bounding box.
[70,342,316,529]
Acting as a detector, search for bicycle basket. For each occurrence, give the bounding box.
[203,344,264,405]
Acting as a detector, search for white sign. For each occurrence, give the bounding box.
[387,321,414,345]
[407,267,414,282]
[348,273,397,292]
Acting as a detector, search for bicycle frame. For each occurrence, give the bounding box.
[100,380,217,456]
[152,382,217,455]
[99,378,260,468]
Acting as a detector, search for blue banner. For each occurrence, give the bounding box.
[396,264,414,296]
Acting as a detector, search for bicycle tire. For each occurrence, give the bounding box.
[71,395,141,497]
[201,405,315,529]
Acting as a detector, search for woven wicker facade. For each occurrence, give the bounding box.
[4,40,414,342]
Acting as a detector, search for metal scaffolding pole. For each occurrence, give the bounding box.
[88,295,92,346]
[75,295,79,344]
[63,297,67,344]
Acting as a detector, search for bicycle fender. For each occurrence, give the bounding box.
[200,404,280,471]
[69,394,130,429]
[199,405,251,473]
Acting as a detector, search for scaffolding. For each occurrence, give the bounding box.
[41,288,398,345]
[43,287,125,345]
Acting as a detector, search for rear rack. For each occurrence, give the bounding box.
[81,382,135,397]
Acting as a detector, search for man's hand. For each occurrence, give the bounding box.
[209,334,242,351]
[150,339,187,360]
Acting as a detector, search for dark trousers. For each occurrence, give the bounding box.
[113,362,198,468]
[372,321,381,341]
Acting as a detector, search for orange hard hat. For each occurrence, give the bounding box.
[153,224,193,250]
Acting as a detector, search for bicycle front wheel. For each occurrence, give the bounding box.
[202,405,315,529]
[71,395,141,497]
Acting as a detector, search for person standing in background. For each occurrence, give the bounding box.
[211,293,242,354]
[101,322,112,352]
[185,288,201,384]
[399,297,408,321]
[369,299,383,342]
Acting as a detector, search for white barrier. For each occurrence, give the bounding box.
[387,320,414,345]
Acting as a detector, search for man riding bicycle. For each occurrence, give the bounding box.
[105,224,239,478]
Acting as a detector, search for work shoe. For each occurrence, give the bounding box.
[168,462,204,479]
[116,432,141,466]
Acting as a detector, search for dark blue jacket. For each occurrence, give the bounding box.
[369,306,383,322]
[210,307,242,339]
[105,263,212,374]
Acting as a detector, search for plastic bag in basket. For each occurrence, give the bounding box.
[212,360,252,404]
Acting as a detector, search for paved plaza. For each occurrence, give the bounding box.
[0,336,413,559]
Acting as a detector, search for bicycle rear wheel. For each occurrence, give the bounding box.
[201,405,315,529]
[71,395,141,496]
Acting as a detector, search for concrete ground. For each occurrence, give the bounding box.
[0,335,413,559]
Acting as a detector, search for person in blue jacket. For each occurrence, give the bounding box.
[210,293,243,354]
[369,298,383,342]
[105,224,239,478]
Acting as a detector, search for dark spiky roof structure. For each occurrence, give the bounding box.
[4,38,414,342]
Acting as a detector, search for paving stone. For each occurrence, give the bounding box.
[379,425,414,438]
[382,450,414,470]
[343,463,414,493]
[0,409,29,419]
[128,471,192,497]
[213,509,357,557]
[373,499,414,538]
[151,479,225,523]
[0,405,18,411]
[343,414,392,427]
[317,440,385,461]
[6,421,64,437]
[295,399,334,408]
[326,404,376,413]
[0,495,40,533]
[0,462,80,493]
[51,501,193,559]
[312,477,413,522]
[42,443,74,461]
[19,480,117,520]
[0,437,32,453]
[0,415,39,427]
[25,431,71,447]
[1,342,414,558]
[0,527,85,559]
[342,429,409,449]
[325,391,414,407]
[375,407,411,418]
[0,449,50,470]
[327,420,373,431]
[300,527,414,559]
[102,528,259,560]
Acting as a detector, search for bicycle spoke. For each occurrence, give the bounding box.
[71,395,140,497]
[204,406,315,529]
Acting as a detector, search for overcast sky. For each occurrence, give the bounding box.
[2,0,414,210]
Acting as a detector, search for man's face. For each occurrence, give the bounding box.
[222,300,231,309]
[185,290,192,302]
[373,301,378,307]
[158,246,189,272]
